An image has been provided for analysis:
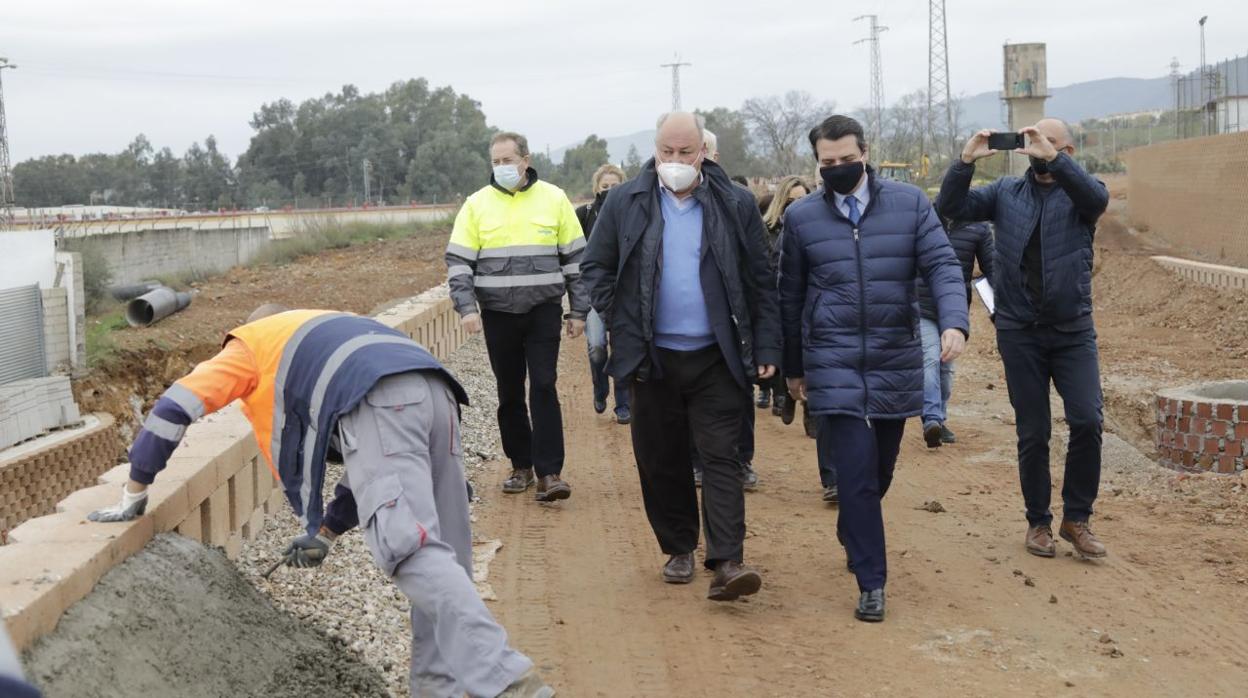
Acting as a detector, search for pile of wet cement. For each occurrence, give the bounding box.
[22,534,388,698]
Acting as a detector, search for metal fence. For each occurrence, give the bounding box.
[1174,54,1248,139]
[0,284,47,385]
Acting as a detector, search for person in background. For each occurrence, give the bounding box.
[916,218,994,448]
[780,115,968,622]
[582,112,780,601]
[446,131,587,502]
[759,176,810,416]
[938,119,1109,560]
[577,164,631,424]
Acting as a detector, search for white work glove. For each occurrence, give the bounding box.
[87,485,149,522]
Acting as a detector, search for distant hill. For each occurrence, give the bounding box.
[550,130,655,166]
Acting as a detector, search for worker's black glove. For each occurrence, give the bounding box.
[283,533,334,568]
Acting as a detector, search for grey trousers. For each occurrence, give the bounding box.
[339,371,532,698]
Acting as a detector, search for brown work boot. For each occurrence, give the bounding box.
[1059,519,1107,559]
[707,560,762,601]
[497,668,555,697]
[1025,524,1056,558]
[662,553,695,584]
[502,468,535,494]
[534,474,571,502]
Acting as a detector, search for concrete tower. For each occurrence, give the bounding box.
[1002,43,1048,176]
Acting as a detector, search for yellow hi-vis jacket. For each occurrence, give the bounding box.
[445,169,589,317]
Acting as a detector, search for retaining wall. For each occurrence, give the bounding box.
[1150,255,1248,292]
[1124,132,1248,267]
[0,287,466,651]
[0,414,116,536]
[62,226,272,286]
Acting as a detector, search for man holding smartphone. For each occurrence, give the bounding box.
[937,119,1110,561]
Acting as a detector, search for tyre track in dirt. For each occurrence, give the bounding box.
[473,321,1248,697]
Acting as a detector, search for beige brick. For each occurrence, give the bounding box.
[223,531,243,560]
[231,458,257,530]
[146,477,192,533]
[176,505,204,542]
[243,506,266,541]
[203,485,231,546]
[95,463,131,485]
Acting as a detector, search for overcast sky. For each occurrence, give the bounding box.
[3,0,1245,162]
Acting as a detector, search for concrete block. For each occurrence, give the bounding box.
[223,531,243,560]
[175,505,204,543]
[203,484,231,546]
[243,506,266,541]
[146,478,192,533]
[96,463,130,485]
[55,482,124,516]
[255,458,276,504]
[231,459,256,530]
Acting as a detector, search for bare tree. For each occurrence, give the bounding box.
[740,91,835,176]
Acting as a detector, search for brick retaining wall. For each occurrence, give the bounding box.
[1154,384,1248,474]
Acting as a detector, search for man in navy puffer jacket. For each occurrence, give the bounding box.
[780,115,969,622]
[938,120,1109,562]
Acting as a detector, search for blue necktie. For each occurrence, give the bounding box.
[845,195,861,225]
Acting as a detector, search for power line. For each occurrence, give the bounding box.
[926,0,955,163]
[0,57,17,228]
[854,15,888,152]
[659,55,692,111]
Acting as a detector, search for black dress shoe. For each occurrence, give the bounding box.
[855,588,885,622]
[923,421,943,448]
[593,398,607,414]
[940,425,956,444]
[822,484,839,504]
[662,553,695,584]
[707,561,762,601]
[780,396,796,425]
[615,406,632,425]
[740,462,759,492]
[502,468,535,494]
[755,387,771,409]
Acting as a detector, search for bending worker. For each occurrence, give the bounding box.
[87,304,554,698]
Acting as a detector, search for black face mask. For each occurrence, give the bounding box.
[594,189,609,206]
[820,161,865,195]
[1029,156,1050,175]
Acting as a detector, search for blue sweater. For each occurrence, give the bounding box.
[654,192,714,350]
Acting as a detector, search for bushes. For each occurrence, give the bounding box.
[61,239,114,314]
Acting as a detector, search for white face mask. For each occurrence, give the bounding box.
[493,164,523,190]
[655,158,700,193]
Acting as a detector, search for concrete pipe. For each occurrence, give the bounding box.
[125,287,193,327]
[109,281,163,302]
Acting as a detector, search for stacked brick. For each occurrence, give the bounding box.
[0,376,83,451]
[0,414,117,537]
[1155,388,1248,474]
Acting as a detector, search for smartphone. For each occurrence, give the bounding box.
[987,132,1025,151]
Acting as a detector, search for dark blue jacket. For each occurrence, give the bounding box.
[917,220,994,320]
[779,171,969,420]
[936,154,1108,330]
[582,159,781,388]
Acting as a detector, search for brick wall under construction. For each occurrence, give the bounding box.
[0,414,118,540]
[1125,131,1248,268]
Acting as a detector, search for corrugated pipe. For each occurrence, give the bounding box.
[125,287,193,327]
[109,281,163,302]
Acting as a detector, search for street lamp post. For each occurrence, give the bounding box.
[1199,15,1209,136]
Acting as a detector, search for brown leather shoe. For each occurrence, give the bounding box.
[662,553,695,584]
[534,474,571,502]
[1025,524,1056,557]
[1059,519,1107,559]
[502,468,535,494]
[707,560,762,601]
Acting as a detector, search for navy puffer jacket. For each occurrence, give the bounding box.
[936,153,1107,330]
[779,172,969,420]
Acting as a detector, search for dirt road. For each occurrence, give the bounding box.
[474,298,1248,697]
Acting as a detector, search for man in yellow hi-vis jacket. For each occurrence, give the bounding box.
[446,131,588,503]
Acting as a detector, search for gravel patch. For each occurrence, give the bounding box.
[235,333,501,698]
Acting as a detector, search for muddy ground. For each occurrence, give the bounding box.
[22,534,387,698]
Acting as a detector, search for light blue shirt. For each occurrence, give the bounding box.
[654,186,715,351]
[833,172,870,221]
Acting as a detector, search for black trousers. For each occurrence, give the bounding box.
[820,415,905,592]
[481,303,565,476]
[997,326,1103,526]
[631,346,748,568]
[690,395,754,471]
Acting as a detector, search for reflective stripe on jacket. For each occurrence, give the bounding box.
[127,310,468,536]
[446,171,589,317]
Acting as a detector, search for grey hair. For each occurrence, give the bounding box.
[702,128,718,156]
[655,112,705,142]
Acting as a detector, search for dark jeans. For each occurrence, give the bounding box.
[481,303,565,477]
[631,346,748,568]
[820,415,905,592]
[996,326,1103,527]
